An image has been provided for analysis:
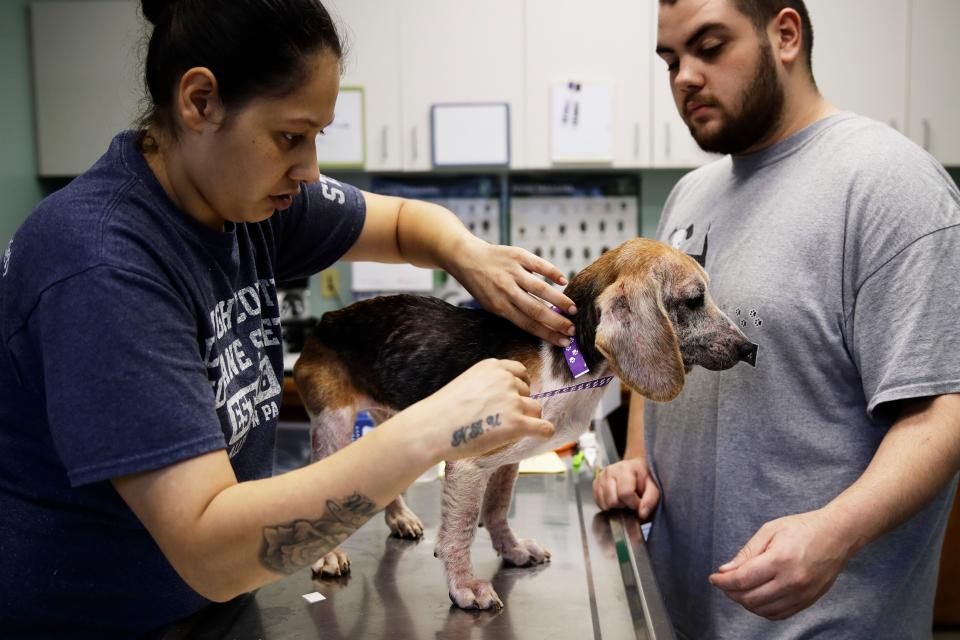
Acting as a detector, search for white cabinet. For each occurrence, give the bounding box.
[28,1,960,175]
[908,0,960,165]
[324,0,403,170]
[807,0,908,132]
[31,1,143,176]
[399,0,525,170]
[524,0,654,169]
[649,3,718,168]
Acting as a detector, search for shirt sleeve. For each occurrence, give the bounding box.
[27,265,225,486]
[270,175,367,281]
[852,225,960,417]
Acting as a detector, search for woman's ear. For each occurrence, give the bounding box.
[177,67,225,133]
[595,277,685,402]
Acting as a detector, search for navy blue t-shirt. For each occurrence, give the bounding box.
[0,131,366,638]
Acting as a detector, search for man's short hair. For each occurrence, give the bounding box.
[661,0,815,76]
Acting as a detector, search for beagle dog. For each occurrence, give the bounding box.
[293,237,753,609]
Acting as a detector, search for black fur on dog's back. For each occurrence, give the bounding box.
[310,295,540,410]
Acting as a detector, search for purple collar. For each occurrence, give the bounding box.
[531,375,614,400]
[550,305,590,379]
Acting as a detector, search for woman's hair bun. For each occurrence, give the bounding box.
[141,0,177,27]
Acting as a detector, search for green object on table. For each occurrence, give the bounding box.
[572,450,585,471]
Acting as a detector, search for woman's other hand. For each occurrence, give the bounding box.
[411,358,555,463]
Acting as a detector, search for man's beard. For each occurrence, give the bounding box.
[685,41,785,155]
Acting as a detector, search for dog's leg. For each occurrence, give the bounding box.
[436,461,501,609]
[307,405,357,577]
[384,494,425,539]
[368,408,425,540]
[309,406,355,460]
[482,463,551,567]
[308,405,427,565]
[295,342,384,577]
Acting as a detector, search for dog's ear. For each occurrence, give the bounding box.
[595,277,685,402]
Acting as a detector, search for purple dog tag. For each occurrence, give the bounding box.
[550,305,590,379]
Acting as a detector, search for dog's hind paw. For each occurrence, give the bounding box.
[448,579,503,610]
[385,506,424,539]
[499,538,551,567]
[311,548,351,577]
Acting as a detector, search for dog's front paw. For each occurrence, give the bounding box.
[385,505,424,539]
[448,579,503,610]
[498,538,551,567]
[311,548,351,577]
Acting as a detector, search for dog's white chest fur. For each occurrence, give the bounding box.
[475,345,611,470]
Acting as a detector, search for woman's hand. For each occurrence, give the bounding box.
[411,358,556,463]
[352,193,577,346]
[443,235,577,347]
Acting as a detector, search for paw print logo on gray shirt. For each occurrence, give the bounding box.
[735,307,764,328]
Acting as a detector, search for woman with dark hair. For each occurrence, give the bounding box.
[0,1,576,636]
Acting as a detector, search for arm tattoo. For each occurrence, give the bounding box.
[451,413,502,447]
[260,492,378,574]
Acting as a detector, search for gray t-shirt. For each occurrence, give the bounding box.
[646,112,960,639]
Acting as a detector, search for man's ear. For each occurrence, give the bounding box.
[176,67,225,133]
[770,7,803,68]
[595,277,685,402]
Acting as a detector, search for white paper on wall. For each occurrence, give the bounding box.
[550,81,615,163]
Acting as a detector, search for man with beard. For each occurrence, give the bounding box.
[593,0,960,637]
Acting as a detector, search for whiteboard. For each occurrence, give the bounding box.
[551,81,615,164]
[431,103,511,167]
[316,86,365,168]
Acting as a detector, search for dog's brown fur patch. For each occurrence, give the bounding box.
[293,337,359,412]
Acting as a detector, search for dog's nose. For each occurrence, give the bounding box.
[738,341,759,367]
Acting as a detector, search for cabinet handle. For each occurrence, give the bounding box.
[665,123,671,159]
[411,127,418,163]
[634,123,641,159]
[381,126,388,163]
[922,119,931,151]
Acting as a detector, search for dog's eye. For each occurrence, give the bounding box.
[685,294,705,310]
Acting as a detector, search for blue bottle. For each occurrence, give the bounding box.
[352,410,375,441]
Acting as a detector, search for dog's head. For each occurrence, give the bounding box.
[565,238,752,402]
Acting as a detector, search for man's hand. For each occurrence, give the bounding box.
[592,458,660,521]
[708,509,855,620]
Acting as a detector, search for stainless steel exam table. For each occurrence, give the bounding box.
[159,421,675,640]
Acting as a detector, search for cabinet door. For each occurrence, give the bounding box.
[31,1,143,176]
[323,0,403,171]
[399,0,525,170]
[650,3,718,168]
[525,0,654,169]
[909,0,960,165]
[807,0,908,132]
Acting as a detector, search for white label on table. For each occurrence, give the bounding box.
[302,591,326,604]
